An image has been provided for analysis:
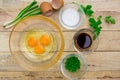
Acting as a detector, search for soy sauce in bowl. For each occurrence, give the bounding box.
[75,33,92,49]
[73,29,99,54]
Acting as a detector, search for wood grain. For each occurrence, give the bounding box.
[0,11,120,31]
[0,0,120,31]
[0,0,120,80]
[0,52,119,71]
[0,31,120,52]
[0,71,119,80]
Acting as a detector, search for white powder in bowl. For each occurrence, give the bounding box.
[62,8,80,27]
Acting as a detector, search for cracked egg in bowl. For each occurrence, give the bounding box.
[9,15,64,71]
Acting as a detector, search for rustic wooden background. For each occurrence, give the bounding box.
[0,0,120,80]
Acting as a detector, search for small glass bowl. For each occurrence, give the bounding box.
[73,28,99,54]
[61,54,87,80]
[58,3,85,30]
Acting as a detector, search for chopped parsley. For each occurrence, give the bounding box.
[65,56,81,72]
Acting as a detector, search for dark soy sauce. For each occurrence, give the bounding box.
[75,33,92,49]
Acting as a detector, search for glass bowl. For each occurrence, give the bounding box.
[9,15,64,71]
[61,54,87,80]
[58,3,86,30]
[73,28,99,54]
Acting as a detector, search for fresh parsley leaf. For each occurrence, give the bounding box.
[72,2,103,40]
[86,5,92,9]
[110,18,115,24]
[80,5,94,17]
[94,26,102,40]
[86,9,94,16]
[72,2,94,16]
[96,20,102,25]
[80,5,86,13]
[105,16,116,24]
[89,17,96,23]
[97,16,102,20]
[89,16,102,40]
[105,16,111,23]
[80,5,85,10]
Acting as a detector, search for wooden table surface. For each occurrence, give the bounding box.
[0,0,120,80]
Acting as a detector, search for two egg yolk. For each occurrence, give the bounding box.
[27,34,51,54]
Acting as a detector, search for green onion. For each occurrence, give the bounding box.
[3,0,42,28]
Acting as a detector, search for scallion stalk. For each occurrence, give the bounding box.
[3,0,42,29]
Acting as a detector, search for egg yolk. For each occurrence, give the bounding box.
[27,37,38,47]
[34,45,45,54]
[40,34,51,46]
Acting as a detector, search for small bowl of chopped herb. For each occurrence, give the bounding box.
[61,54,87,80]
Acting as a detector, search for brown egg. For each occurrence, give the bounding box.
[40,2,53,16]
[51,0,64,10]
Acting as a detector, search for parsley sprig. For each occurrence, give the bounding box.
[89,16,102,39]
[80,5,94,16]
[80,4,102,39]
[72,2,116,40]
[104,16,115,24]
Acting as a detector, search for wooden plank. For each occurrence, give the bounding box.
[0,70,119,80]
[0,52,119,71]
[0,11,120,31]
[0,0,120,31]
[1,0,120,11]
[40,52,120,71]
[70,0,120,12]
[0,54,119,79]
[0,31,120,52]
[64,31,120,51]
[0,0,120,80]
